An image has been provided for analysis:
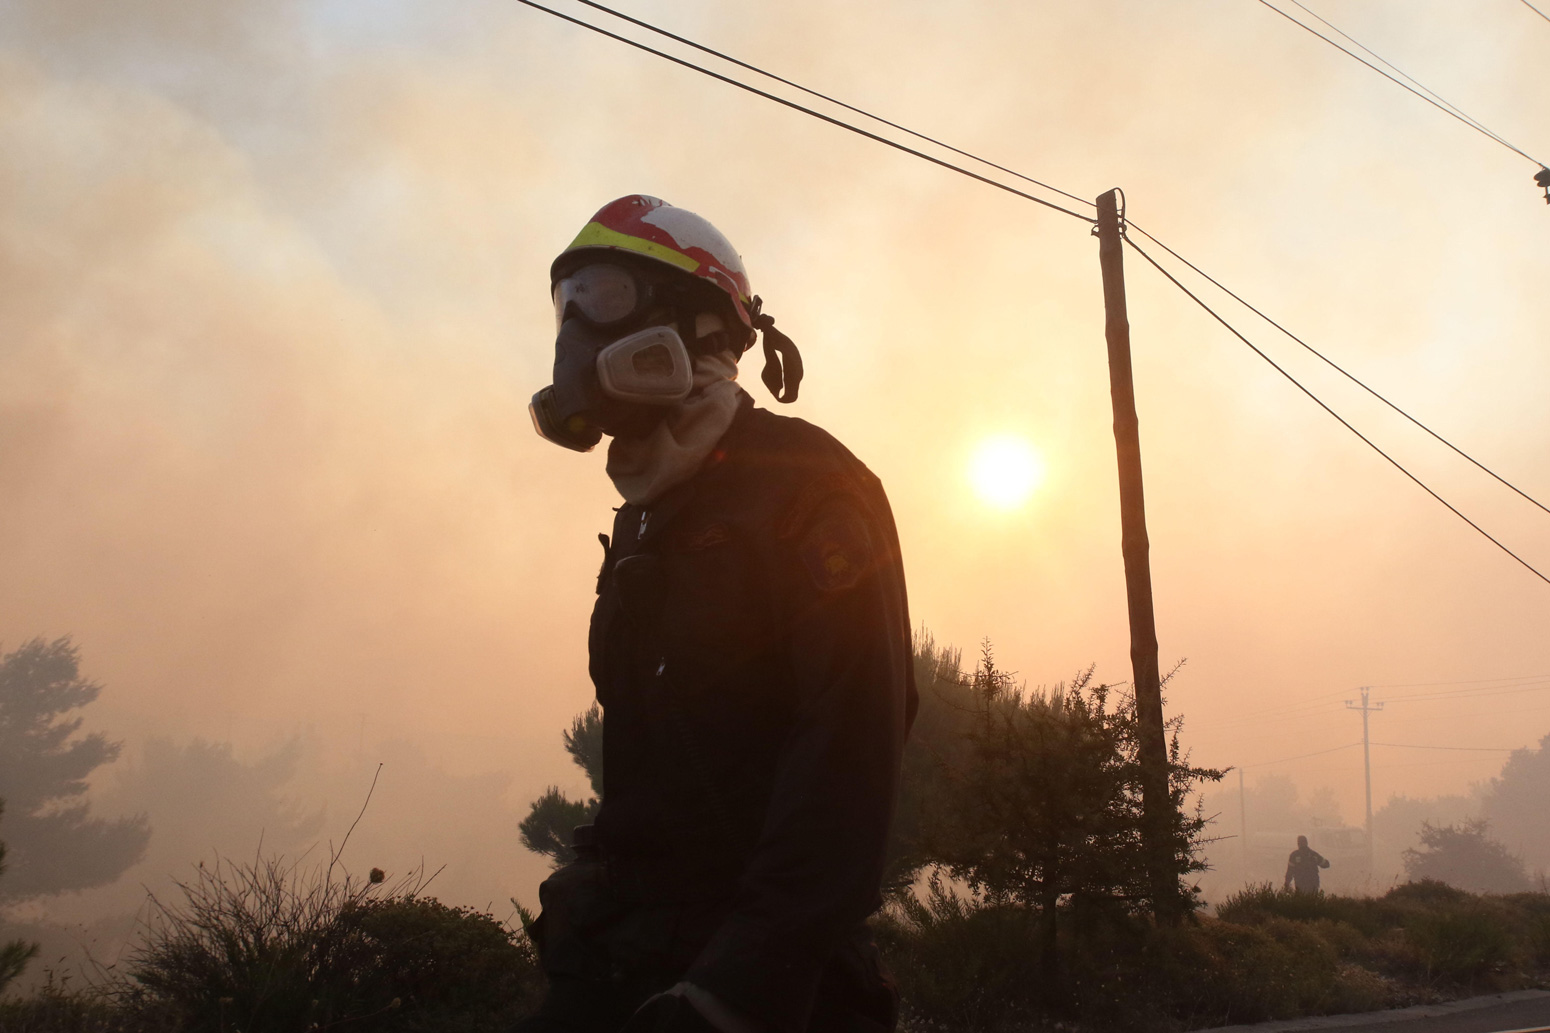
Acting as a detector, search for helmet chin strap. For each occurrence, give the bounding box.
[672,298,803,404]
[748,295,802,403]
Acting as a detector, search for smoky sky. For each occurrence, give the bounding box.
[1,0,1547,929]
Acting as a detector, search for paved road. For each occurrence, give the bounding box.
[1201,991,1550,1033]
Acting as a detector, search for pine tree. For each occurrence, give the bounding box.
[0,801,41,992]
[883,634,981,890]
[923,646,1221,972]
[1480,732,1550,875]
[0,636,150,898]
[519,704,602,865]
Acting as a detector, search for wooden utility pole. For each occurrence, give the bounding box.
[1095,189,1177,923]
[1346,686,1383,879]
[1239,766,1249,886]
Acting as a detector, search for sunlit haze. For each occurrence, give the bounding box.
[0,0,1547,974]
[969,435,1046,510]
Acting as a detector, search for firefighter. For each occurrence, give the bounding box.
[1284,834,1331,894]
[521,195,917,1033]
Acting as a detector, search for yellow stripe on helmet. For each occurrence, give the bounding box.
[566,222,700,273]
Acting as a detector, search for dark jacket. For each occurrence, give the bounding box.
[1285,846,1330,890]
[588,395,917,1030]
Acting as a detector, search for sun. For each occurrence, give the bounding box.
[969,435,1046,510]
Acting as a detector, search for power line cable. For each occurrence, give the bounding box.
[572,0,1095,211]
[1384,675,1550,693]
[512,0,1096,224]
[1384,687,1550,704]
[1194,712,1347,734]
[1125,222,1550,518]
[1191,691,1362,731]
[1254,0,1547,166]
[1240,742,1361,767]
[1370,741,1516,752]
[1368,673,1550,689]
[1522,0,1550,24]
[1282,0,1522,154]
[1382,682,1550,704]
[1196,680,1550,733]
[1124,234,1550,588]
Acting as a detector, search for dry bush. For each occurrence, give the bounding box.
[106,855,540,1032]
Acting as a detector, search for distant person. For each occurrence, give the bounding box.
[1284,834,1331,893]
[520,195,916,1033]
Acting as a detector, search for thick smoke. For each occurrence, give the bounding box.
[1,0,1547,975]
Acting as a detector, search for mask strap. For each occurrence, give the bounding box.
[749,296,802,403]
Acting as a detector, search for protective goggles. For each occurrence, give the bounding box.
[552,262,683,333]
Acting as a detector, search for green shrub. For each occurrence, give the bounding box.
[1326,964,1390,1015]
[1216,883,1401,937]
[1525,912,1550,968]
[1403,907,1511,984]
[338,896,544,1031]
[879,885,1390,1032]
[1155,918,1341,1023]
[1385,879,1471,907]
[1307,918,1369,961]
[883,866,1550,1029]
[1495,892,1550,970]
[876,881,1049,1032]
[1217,884,1344,925]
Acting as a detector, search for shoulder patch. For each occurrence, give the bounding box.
[799,506,874,592]
[678,520,732,552]
[779,471,867,539]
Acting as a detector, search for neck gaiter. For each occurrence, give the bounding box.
[605,350,742,505]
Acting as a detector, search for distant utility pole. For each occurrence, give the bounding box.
[1238,767,1249,885]
[1345,686,1384,875]
[1095,189,1177,923]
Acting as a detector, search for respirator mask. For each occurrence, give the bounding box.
[529,261,708,452]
